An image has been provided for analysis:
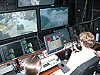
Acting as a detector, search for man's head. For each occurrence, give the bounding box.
[24,55,41,75]
[79,32,95,48]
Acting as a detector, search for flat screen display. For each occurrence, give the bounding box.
[0,41,23,61]
[44,33,64,54]
[0,9,37,40]
[68,25,80,39]
[40,7,68,30]
[18,0,55,7]
[20,36,40,54]
[55,28,70,43]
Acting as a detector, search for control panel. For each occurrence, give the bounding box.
[64,40,77,48]
[64,40,81,50]
[41,54,61,72]
[0,63,16,75]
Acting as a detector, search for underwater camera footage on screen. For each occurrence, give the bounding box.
[0,9,37,40]
[40,7,68,30]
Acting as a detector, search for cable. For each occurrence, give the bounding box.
[81,0,88,22]
[70,15,100,28]
[90,0,94,32]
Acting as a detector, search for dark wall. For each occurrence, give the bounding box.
[93,0,100,34]
[75,0,92,23]
[75,0,100,34]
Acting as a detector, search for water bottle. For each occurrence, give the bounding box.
[96,28,99,42]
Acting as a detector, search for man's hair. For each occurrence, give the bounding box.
[24,55,41,75]
[79,32,95,48]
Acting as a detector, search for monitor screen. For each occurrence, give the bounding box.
[68,25,80,39]
[40,7,68,30]
[44,33,64,54]
[0,41,23,61]
[0,9,37,40]
[18,0,55,7]
[55,28,70,43]
[20,36,40,54]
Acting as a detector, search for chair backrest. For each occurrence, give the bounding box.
[70,56,100,75]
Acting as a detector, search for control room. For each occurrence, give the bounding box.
[0,0,100,75]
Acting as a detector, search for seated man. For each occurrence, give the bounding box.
[66,32,97,75]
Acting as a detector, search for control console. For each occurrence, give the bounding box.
[41,54,61,72]
[64,40,81,50]
[0,62,16,75]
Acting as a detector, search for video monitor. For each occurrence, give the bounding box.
[18,0,55,7]
[20,36,40,54]
[0,41,23,61]
[55,28,70,43]
[40,6,68,30]
[68,25,80,39]
[44,33,64,54]
[0,9,37,41]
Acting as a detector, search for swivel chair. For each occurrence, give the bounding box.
[70,56,100,75]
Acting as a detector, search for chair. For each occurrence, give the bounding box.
[70,56,100,75]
